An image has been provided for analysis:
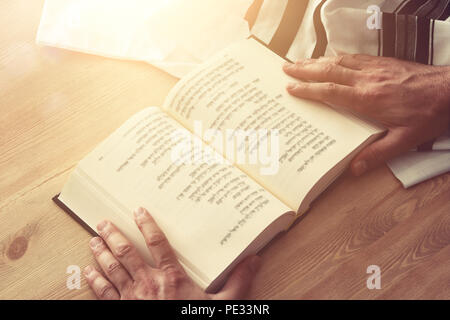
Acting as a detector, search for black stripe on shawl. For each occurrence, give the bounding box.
[268,0,309,58]
[245,0,264,30]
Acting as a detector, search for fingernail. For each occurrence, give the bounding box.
[89,237,102,248]
[134,207,146,218]
[97,220,108,231]
[250,256,261,273]
[353,161,367,176]
[286,83,297,90]
[84,266,93,276]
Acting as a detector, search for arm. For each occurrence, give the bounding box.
[283,55,450,176]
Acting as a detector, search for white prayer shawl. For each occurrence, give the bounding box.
[248,0,450,66]
[37,0,254,78]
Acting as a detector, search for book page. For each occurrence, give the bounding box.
[163,39,382,210]
[60,106,291,287]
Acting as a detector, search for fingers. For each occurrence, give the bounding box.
[215,255,261,300]
[96,220,147,278]
[84,265,120,300]
[134,207,181,273]
[283,56,360,85]
[337,54,375,69]
[89,237,132,291]
[286,81,357,109]
[350,129,410,176]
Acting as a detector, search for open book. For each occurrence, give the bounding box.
[56,39,383,292]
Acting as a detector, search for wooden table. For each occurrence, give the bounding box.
[1,0,449,300]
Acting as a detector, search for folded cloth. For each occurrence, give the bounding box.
[420,135,450,151]
[36,0,253,78]
[387,150,450,188]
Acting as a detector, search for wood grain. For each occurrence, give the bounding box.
[0,0,449,300]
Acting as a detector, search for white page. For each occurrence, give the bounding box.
[163,39,382,210]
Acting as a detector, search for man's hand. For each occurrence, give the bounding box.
[283,55,450,176]
[84,207,261,300]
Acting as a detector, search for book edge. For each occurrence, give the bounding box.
[52,193,98,237]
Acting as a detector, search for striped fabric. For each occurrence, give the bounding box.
[244,0,450,65]
[381,0,450,65]
[244,0,313,61]
[380,0,450,151]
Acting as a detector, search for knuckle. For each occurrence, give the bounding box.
[85,271,99,284]
[160,260,179,273]
[159,251,176,266]
[323,63,335,76]
[334,55,345,66]
[98,284,115,299]
[324,82,337,92]
[146,232,167,248]
[114,243,133,258]
[92,244,107,257]
[105,261,123,276]
[99,228,113,240]
[293,83,307,93]
[163,267,185,288]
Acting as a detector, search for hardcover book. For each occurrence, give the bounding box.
[55,39,383,292]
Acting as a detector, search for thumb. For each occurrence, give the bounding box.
[214,255,261,300]
[351,129,410,176]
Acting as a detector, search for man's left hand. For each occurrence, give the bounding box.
[283,55,450,176]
